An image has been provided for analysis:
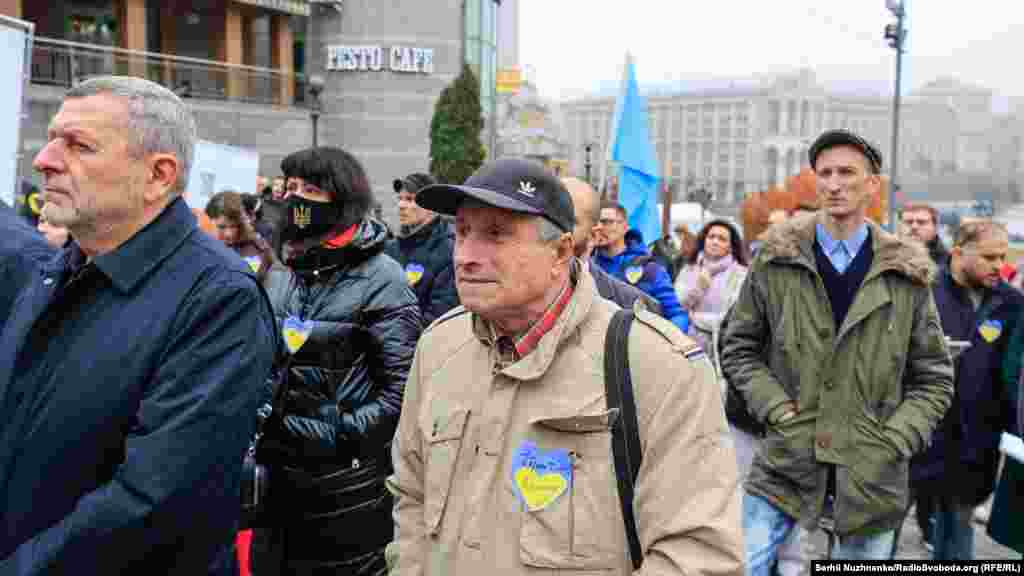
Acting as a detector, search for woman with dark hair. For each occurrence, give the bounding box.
[254,147,421,575]
[206,189,275,284]
[673,218,748,353]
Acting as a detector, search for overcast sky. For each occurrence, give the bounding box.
[519,0,1024,109]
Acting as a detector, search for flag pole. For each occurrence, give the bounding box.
[600,52,631,199]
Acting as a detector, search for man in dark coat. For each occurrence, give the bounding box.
[0,76,277,575]
[384,172,459,326]
[911,220,1023,560]
[901,203,949,268]
[0,202,54,326]
[561,177,660,313]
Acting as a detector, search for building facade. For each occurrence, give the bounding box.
[12,0,312,183]
[562,69,963,209]
[11,0,495,223]
[495,71,569,175]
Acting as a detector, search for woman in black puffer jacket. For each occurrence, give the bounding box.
[254,147,421,576]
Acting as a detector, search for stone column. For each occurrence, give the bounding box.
[270,14,294,106]
[220,2,245,100]
[119,0,147,78]
[160,1,177,89]
[778,99,788,136]
[776,148,785,187]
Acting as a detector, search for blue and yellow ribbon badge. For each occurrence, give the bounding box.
[282,316,314,354]
[979,319,1003,343]
[244,255,261,274]
[405,263,425,286]
[625,265,643,285]
[511,441,571,512]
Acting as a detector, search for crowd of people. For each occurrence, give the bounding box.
[0,75,1022,576]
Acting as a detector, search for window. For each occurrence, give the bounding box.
[464,0,496,116]
[465,0,480,37]
[719,115,732,139]
[686,143,698,170]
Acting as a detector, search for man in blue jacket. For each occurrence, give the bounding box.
[0,76,277,575]
[0,202,54,327]
[911,220,1023,561]
[593,201,689,333]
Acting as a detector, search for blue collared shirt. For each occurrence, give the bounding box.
[816,222,869,274]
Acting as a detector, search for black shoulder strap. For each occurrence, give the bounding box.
[604,309,643,569]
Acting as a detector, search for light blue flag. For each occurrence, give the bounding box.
[609,54,660,244]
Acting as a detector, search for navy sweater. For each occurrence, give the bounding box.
[812,234,874,329]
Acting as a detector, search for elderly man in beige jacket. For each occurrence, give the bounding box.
[386,157,744,576]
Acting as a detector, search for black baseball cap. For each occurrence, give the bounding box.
[808,129,883,174]
[415,157,576,232]
[393,172,435,194]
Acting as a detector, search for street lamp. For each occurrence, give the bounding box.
[885,0,907,232]
[308,74,325,148]
[584,143,594,186]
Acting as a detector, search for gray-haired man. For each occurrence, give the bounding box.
[0,76,277,574]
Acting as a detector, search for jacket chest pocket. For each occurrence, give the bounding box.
[517,413,619,570]
[422,407,470,536]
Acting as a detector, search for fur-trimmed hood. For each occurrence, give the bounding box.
[756,212,935,286]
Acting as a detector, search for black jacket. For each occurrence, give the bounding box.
[260,218,421,571]
[384,216,459,327]
[912,272,1024,505]
[0,199,277,575]
[589,259,661,314]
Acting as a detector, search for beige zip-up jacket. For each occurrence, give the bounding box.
[386,265,744,575]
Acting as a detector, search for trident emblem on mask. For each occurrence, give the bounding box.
[293,205,312,229]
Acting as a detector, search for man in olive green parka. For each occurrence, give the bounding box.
[720,129,954,573]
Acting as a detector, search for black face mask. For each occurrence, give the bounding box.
[281,195,341,243]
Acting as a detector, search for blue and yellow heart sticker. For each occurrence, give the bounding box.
[405,263,425,286]
[511,441,571,512]
[979,319,1003,343]
[244,255,262,274]
[282,316,314,354]
[625,265,643,285]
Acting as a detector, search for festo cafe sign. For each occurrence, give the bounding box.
[326,45,434,74]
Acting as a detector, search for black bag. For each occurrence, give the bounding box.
[240,358,293,530]
[604,309,644,570]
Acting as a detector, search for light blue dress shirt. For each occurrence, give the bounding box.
[816,222,869,275]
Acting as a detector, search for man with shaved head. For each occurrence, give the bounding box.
[562,177,658,313]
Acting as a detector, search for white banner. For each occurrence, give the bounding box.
[0,16,32,208]
[184,140,260,210]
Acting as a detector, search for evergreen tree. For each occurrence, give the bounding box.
[430,64,486,184]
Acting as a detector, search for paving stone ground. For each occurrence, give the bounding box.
[789,506,1021,575]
